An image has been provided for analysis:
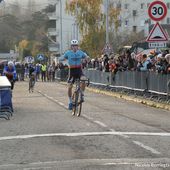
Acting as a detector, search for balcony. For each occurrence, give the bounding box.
[48,28,59,36]
[48,43,60,52]
[48,12,59,20]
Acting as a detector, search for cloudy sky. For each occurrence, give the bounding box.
[2,0,50,11]
[4,0,49,6]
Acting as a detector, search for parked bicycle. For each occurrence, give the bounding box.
[72,78,89,117]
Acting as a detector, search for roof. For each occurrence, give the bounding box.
[0,53,18,60]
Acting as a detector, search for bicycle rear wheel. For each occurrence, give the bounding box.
[29,79,32,93]
[29,78,35,93]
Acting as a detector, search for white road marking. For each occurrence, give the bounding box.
[83,114,94,121]
[1,158,170,168]
[58,102,64,106]
[94,121,107,127]
[24,167,52,170]
[133,140,161,155]
[0,132,170,141]
[47,96,53,99]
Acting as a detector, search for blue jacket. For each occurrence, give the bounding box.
[140,60,150,71]
[3,66,17,80]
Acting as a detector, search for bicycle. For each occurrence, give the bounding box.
[72,78,89,117]
[29,74,35,93]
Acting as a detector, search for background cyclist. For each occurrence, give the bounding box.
[3,61,17,90]
[59,39,89,110]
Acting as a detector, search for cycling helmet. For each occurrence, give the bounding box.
[71,39,79,46]
[8,61,14,67]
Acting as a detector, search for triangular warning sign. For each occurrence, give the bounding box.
[146,22,169,42]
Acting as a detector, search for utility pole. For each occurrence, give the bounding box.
[106,0,109,44]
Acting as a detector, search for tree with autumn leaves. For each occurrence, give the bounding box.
[66,0,120,57]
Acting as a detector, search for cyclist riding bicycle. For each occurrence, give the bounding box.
[28,64,36,92]
[29,63,36,79]
[3,61,17,90]
[59,39,90,110]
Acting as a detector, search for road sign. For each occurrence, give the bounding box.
[102,43,113,55]
[146,22,169,42]
[25,56,34,63]
[149,42,167,48]
[37,54,45,61]
[148,1,167,21]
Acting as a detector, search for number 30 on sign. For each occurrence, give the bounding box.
[148,1,167,21]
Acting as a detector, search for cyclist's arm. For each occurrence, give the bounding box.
[3,66,17,80]
[3,66,9,75]
[59,53,68,62]
[82,52,90,63]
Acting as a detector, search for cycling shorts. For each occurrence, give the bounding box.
[67,68,84,84]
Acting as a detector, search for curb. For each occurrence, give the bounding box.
[58,81,170,111]
[87,87,170,111]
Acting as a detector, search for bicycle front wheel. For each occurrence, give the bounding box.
[72,91,82,116]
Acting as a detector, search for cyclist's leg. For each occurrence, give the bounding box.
[67,69,74,110]
[10,80,14,90]
[80,70,86,94]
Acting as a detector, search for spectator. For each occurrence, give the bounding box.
[41,63,47,82]
[165,54,170,74]
[137,54,150,72]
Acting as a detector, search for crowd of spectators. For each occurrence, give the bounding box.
[0,61,57,82]
[86,49,170,74]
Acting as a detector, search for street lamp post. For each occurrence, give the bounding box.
[59,0,63,55]
[106,0,109,44]
[75,1,78,40]
[56,0,63,55]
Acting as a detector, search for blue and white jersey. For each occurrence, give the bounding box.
[60,50,87,68]
[3,66,17,80]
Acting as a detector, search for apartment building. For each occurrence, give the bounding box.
[111,0,170,36]
[47,0,75,54]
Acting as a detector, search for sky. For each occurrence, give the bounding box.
[2,0,50,11]
[4,0,49,7]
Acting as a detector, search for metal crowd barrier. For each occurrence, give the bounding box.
[55,69,68,81]
[56,69,170,96]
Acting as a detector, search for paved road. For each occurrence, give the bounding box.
[0,81,170,170]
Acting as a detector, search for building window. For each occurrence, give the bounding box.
[141,3,144,9]
[148,19,151,25]
[117,3,121,9]
[125,20,129,26]
[118,20,121,27]
[167,18,170,24]
[124,4,129,9]
[133,10,137,16]
[167,3,170,9]
[133,26,137,32]
[145,19,151,25]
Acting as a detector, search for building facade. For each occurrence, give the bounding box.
[47,0,76,54]
[111,0,170,36]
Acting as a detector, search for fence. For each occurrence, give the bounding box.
[56,69,170,95]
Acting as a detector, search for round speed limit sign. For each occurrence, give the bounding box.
[148,1,167,21]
